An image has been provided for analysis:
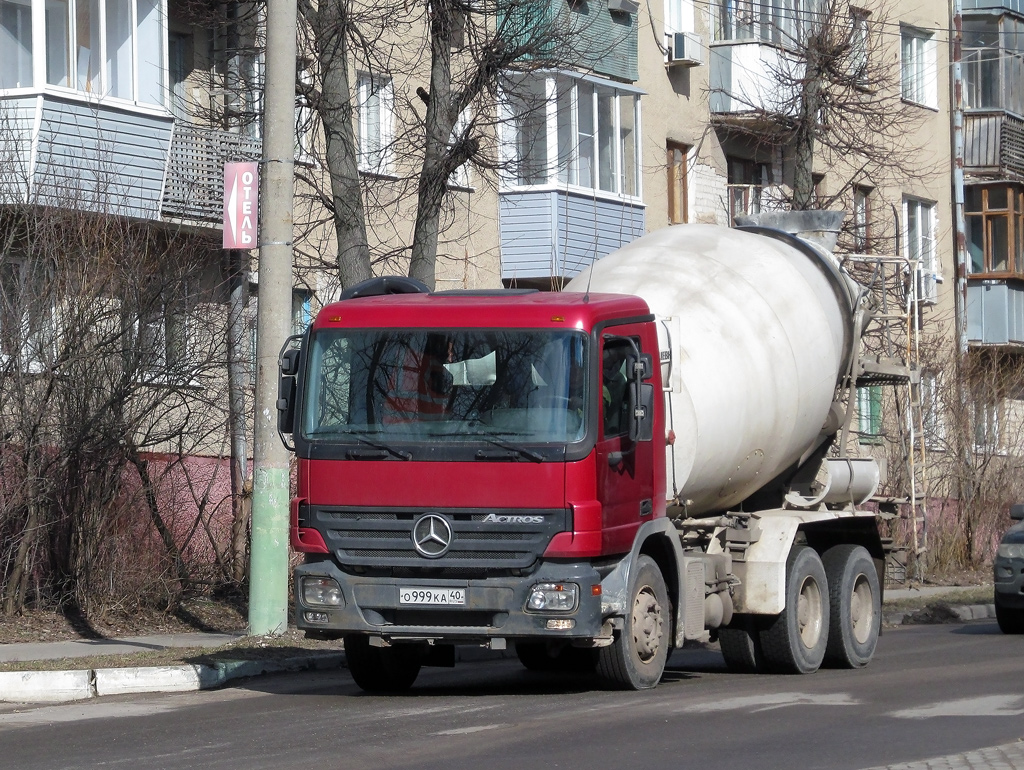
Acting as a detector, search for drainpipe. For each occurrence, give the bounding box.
[952,0,968,355]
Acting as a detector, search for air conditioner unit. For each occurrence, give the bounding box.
[666,31,703,67]
[608,0,640,13]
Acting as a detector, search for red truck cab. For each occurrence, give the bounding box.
[281,283,669,690]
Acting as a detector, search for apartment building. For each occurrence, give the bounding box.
[0,0,970,583]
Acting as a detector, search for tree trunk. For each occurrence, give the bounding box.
[792,42,822,211]
[3,497,42,616]
[314,0,372,289]
[409,1,459,290]
[128,450,191,593]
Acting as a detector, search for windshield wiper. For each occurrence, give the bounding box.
[338,430,412,460]
[470,433,545,463]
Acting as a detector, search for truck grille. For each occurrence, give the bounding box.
[303,505,570,571]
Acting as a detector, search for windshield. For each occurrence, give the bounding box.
[301,329,588,445]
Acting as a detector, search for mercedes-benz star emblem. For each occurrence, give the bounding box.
[412,514,452,559]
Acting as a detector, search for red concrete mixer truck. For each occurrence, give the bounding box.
[278,217,888,692]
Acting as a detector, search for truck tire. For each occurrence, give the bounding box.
[718,615,765,673]
[760,546,829,674]
[995,599,1024,634]
[343,635,422,692]
[822,544,880,668]
[597,555,670,690]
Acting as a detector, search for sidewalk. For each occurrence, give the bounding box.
[0,585,996,704]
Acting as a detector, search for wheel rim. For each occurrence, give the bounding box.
[632,584,664,663]
[795,575,824,649]
[850,573,875,644]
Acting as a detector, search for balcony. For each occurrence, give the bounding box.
[0,93,173,218]
[964,113,1024,179]
[499,189,645,282]
[963,0,1024,10]
[709,41,802,119]
[968,279,1024,346]
[161,125,262,223]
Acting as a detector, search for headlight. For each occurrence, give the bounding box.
[301,577,344,607]
[997,543,1024,560]
[526,583,578,612]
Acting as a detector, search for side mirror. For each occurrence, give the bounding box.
[1011,504,1024,521]
[277,335,304,449]
[280,348,301,376]
[628,381,655,443]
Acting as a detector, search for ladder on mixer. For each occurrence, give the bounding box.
[841,251,930,582]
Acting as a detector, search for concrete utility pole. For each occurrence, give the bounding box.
[249,0,297,635]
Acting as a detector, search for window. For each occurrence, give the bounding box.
[849,8,869,80]
[295,63,317,163]
[664,0,694,39]
[0,0,33,89]
[356,73,394,174]
[920,370,943,447]
[3,0,166,104]
[974,399,1000,451]
[963,19,1000,109]
[852,185,872,252]
[714,0,818,47]
[857,385,882,444]
[966,185,1024,276]
[292,290,312,336]
[901,28,936,108]
[0,258,55,372]
[503,73,642,199]
[602,340,632,438]
[905,197,938,303]
[727,156,769,222]
[449,109,472,189]
[667,142,689,225]
[138,289,192,376]
[167,31,191,120]
[964,17,1024,115]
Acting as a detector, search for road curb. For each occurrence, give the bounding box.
[0,652,345,704]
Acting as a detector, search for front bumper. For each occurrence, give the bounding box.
[993,556,1024,609]
[294,559,607,643]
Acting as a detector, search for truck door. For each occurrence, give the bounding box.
[596,332,655,554]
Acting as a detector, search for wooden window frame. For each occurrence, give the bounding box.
[667,141,689,225]
[966,184,1024,278]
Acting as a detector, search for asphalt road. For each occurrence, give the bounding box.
[1,621,1022,770]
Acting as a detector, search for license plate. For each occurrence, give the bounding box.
[398,587,466,605]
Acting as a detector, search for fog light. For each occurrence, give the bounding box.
[526,583,578,612]
[301,577,344,607]
[546,619,575,630]
[304,611,329,624]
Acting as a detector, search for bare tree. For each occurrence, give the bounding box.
[921,346,1024,573]
[711,0,931,219]
[0,148,242,615]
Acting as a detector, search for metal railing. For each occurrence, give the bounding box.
[161,124,262,223]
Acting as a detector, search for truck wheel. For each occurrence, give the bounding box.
[343,635,422,693]
[995,598,1024,634]
[822,544,880,668]
[760,546,829,674]
[718,615,765,673]
[597,555,670,690]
